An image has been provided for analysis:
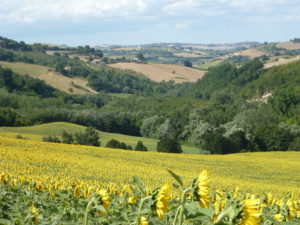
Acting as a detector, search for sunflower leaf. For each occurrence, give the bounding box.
[167,170,183,187]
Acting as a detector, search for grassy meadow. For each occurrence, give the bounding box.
[0,61,50,77]
[197,59,224,70]
[0,122,202,154]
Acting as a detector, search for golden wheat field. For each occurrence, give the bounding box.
[109,63,207,83]
[0,136,299,197]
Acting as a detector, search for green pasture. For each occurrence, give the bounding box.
[0,122,202,154]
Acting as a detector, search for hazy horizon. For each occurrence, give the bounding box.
[1,0,300,46]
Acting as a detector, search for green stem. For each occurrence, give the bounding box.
[172,205,182,225]
[214,205,234,225]
[178,187,192,225]
[136,196,152,225]
[84,198,95,225]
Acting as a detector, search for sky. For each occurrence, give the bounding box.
[1,0,300,46]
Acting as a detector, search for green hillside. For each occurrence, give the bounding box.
[1,36,300,154]
[0,122,202,154]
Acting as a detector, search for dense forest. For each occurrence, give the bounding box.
[0,36,299,153]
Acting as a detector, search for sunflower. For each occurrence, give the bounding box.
[128,196,136,204]
[36,183,44,192]
[239,199,261,225]
[83,186,94,199]
[98,189,111,215]
[73,185,81,198]
[197,169,210,208]
[140,216,149,225]
[0,173,5,182]
[296,210,300,218]
[156,183,170,220]
[31,206,39,224]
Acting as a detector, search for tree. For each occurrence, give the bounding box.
[183,60,192,67]
[43,135,61,143]
[135,141,148,151]
[289,137,300,151]
[157,137,182,153]
[0,107,17,126]
[74,127,100,146]
[106,139,132,150]
[95,50,103,58]
[140,116,161,138]
[61,130,74,144]
[106,139,121,148]
[136,53,145,62]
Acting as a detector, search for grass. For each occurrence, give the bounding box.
[0,122,202,154]
[0,135,299,195]
[0,61,50,77]
[197,59,224,70]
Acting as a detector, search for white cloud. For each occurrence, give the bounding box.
[163,0,299,15]
[174,19,202,29]
[0,0,299,24]
[0,0,150,23]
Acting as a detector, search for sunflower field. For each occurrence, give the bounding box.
[0,136,300,224]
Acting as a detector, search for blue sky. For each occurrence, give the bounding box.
[1,0,300,46]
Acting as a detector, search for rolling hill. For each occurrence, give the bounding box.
[0,122,202,154]
[232,48,268,58]
[264,55,300,68]
[0,61,96,94]
[108,62,207,83]
[276,41,300,50]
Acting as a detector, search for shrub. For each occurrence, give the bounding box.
[157,137,182,153]
[74,127,100,147]
[61,130,74,144]
[135,141,148,151]
[106,139,132,150]
[42,135,61,143]
[15,135,26,139]
[183,60,192,67]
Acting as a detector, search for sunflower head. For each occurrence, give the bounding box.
[128,196,136,205]
[31,206,39,224]
[239,198,262,225]
[36,183,44,192]
[0,173,5,182]
[83,186,94,199]
[155,183,170,220]
[140,216,149,225]
[98,189,111,215]
[73,185,81,198]
[196,169,210,208]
